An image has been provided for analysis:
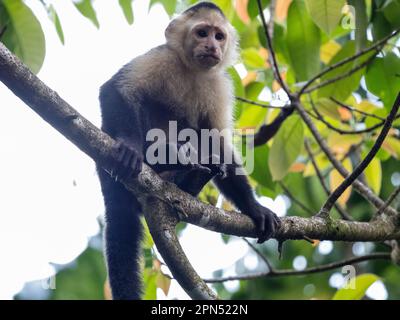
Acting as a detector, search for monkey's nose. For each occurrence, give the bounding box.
[205,45,217,53]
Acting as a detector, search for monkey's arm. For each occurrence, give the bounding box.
[213,162,280,242]
[99,80,148,180]
[254,106,294,146]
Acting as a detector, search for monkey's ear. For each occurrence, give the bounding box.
[165,19,177,40]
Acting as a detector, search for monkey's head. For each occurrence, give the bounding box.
[165,2,238,71]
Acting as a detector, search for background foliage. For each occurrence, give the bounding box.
[2,0,400,300]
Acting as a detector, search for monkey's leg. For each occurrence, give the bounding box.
[98,167,143,300]
[159,162,224,197]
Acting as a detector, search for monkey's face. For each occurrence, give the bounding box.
[187,22,227,69]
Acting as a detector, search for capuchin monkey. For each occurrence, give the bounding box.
[98,2,285,300]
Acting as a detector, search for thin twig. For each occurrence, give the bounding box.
[303,52,378,94]
[236,96,286,109]
[330,97,385,121]
[295,101,398,217]
[298,29,400,96]
[242,238,274,271]
[267,0,276,37]
[309,95,385,135]
[304,140,353,221]
[279,182,315,215]
[375,186,400,218]
[319,92,400,217]
[257,0,291,98]
[0,25,7,40]
[205,253,391,282]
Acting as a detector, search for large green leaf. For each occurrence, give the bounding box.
[364,157,382,195]
[349,0,368,51]
[1,0,45,74]
[287,0,321,81]
[48,5,65,45]
[74,0,99,29]
[365,53,400,109]
[332,274,380,300]
[228,67,245,121]
[247,0,270,19]
[149,0,177,16]
[318,41,368,101]
[268,115,304,181]
[383,0,400,28]
[119,0,134,25]
[305,0,346,35]
[241,47,265,69]
[250,144,274,192]
[237,82,268,128]
[50,247,106,300]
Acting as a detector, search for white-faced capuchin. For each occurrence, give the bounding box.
[98,1,289,300]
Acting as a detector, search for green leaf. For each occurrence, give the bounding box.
[365,53,400,109]
[149,0,177,16]
[74,0,99,29]
[287,0,321,81]
[213,0,234,19]
[228,67,245,121]
[318,41,369,101]
[245,81,265,100]
[143,269,158,300]
[241,47,265,69]
[305,0,346,35]
[247,0,270,19]
[333,274,380,300]
[142,218,155,250]
[237,81,268,128]
[119,0,134,25]
[250,144,274,191]
[240,19,261,49]
[349,0,368,51]
[383,0,400,28]
[315,97,341,120]
[268,116,304,181]
[48,5,65,45]
[1,0,46,74]
[237,104,267,128]
[372,12,393,41]
[49,247,107,300]
[364,157,382,195]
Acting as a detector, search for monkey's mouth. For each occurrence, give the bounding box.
[197,54,220,62]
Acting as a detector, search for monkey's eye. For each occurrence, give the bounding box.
[197,29,208,38]
[215,33,225,41]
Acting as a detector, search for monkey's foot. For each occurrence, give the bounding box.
[246,204,281,243]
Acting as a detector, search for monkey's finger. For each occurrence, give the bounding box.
[271,214,281,229]
[256,215,266,243]
[132,155,143,177]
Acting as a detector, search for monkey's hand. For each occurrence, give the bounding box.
[246,204,281,243]
[110,139,143,181]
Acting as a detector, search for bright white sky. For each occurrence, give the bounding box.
[0,0,282,300]
[0,0,387,300]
